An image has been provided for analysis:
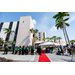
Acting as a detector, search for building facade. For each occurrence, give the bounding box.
[0,16,34,46]
[35,32,46,41]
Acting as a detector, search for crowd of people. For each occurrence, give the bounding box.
[3,43,75,56]
[56,44,75,55]
[45,46,54,53]
[3,46,35,55]
[3,45,42,55]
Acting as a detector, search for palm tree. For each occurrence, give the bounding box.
[42,38,46,42]
[46,37,50,42]
[3,28,15,41]
[49,37,53,42]
[30,28,38,46]
[57,37,62,43]
[0,37,4,47]
[70,40,75,45]
[35,36,38,41]
[53,12,70,47]
[52,36,57,42]
[9,41,16,47]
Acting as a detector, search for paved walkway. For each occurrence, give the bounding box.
[0,50,75,62]
[0,52,39,62]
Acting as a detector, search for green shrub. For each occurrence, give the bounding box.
[0,49,13,51]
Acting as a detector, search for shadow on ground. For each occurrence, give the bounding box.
[61,59,75,62]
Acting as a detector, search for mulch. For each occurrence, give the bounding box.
[0,57,28,62]
[0,57,13,62]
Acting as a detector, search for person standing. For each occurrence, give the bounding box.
[15,46,18,54]
[31,46,34,55]
[25,46,29,55]
[24,46,26,55]
[67,44,71,55]
[22,46,25,55]
[39,46,41,55]
[19,46,22,55]
[60,45,64,55]
[12,46,15,54]
[4,45,9,54]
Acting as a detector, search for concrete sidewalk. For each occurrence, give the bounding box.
[0,50,75,62]
[0,52,39,62]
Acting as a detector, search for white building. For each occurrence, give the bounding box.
[0,16,34,46]
[35,32,46,41]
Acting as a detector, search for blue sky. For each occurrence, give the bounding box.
[0,12,75,41]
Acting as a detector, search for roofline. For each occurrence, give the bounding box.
[0,21,19,23]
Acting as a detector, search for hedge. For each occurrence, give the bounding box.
[0,49,13,51]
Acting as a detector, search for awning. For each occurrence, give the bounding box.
[39,42,54,46]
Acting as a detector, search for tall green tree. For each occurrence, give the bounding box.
[49,37,53,42]
[35,36,38,41]
[70,40,75,45]
[42,38,46,42]
[46,37,50,42]
[53,12,70,46]
[52,36,57,42]
[3,28,15,41]
[57,37,62,43]
[30,28,38,46]
[0,37,4,47]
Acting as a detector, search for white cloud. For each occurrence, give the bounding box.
[67,13,75,23]
[50,26,57,31]
[32,19,37,25]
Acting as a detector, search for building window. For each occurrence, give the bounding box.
[38,33,40,34]
[43,33,45,38]
[39,37,40,38]
[39,35,40,36]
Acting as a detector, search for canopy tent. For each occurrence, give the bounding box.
[39,42,66,46]
[53,43,60,46]
[60,43,66,46]
[35,41,44,44]
[39,42,55,46]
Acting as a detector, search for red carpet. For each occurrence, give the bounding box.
[39,50,51,62]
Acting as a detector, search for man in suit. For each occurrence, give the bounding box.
[19,46,22,55]
[31,46,34,55]
[38,46,41,55]
[4,45,9,55]
[22,46,25,55]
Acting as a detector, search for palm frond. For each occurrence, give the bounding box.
[64,18,69,21]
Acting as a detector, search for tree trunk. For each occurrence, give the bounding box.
[62,20,71,47]
[62,28,67,45]
[59,40,60,44]
[33,34,35,47]
[6,32,10,41]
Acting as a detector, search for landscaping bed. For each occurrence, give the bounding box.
[0,49,13,51]
[0,57,13,62]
